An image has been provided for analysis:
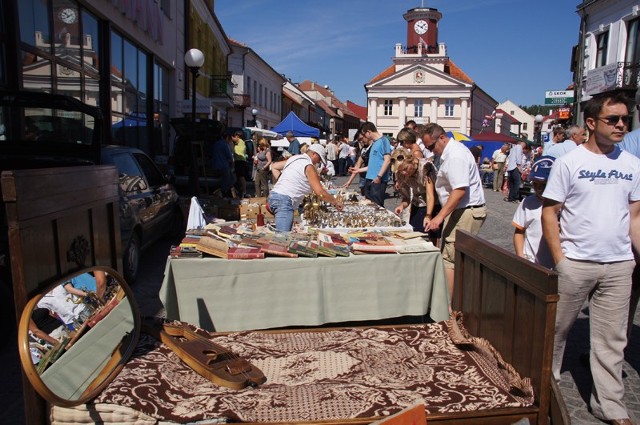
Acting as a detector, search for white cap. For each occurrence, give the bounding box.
[308,143,327,165]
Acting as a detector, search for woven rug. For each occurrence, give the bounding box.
[94,313,533,423]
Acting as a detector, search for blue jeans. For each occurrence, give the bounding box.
[364,179,386,207]
[267,192,294,231]
[507,168,521,201]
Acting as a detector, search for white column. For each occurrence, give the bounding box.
[399,97,407,131]
[430,97,438,124]
[460,97,469,134]
[369,97,378,126]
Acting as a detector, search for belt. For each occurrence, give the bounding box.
[463,204,485,209]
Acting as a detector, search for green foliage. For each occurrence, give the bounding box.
[520,105,553,116]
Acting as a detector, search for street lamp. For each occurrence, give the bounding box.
[184,48,205,196]
[251,108,259,127]
[534,114,544,145]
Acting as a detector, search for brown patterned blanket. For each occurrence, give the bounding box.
[94,313,533,423]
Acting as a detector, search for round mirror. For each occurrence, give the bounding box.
[17,266,140,407]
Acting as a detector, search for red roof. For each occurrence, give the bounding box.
[495,109,520,124]
[369,64,396,84]
[346,101,367,121]
[368,59,474,85]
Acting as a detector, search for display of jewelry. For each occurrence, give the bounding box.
[301,193,403,229]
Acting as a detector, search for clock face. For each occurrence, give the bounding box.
[58,8,78,24]
[414,20,428,35]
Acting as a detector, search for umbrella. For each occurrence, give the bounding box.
[446,131,471,141]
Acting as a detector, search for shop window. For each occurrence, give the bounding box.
[110,30,150,151]
[444,99,454,117]
[56,64,81,100]
[22,51,52,92]
[384,100,393,116]
[52,0,80,65]
[124,40,137,91]
[596,31,609,67]
[18,0,51,54]
[84,74,99,107]
[82,11,99,74]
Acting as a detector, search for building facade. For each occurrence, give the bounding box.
[497,100,533,139]
[2,0,234,163]
[227,39,284,130]
[573,0,640,128]
[365,7,497,138]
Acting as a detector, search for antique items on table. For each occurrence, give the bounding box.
[301,192,404,229]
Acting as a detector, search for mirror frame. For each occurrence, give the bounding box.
[17,266,141,407]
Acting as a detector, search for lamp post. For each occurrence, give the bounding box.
[534,114,544,145]
[251,108,259,127]
[184,48,204,196]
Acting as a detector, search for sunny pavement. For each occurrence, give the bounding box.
[2,174,640,424]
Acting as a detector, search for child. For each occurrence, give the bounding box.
[512,155,555,268]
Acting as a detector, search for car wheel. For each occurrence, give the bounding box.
[123,231,140,284]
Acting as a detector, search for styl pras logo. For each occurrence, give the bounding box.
[578,169,633,183]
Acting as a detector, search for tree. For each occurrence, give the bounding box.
[520,105,553,116]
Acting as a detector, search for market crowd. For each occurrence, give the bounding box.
[204,89,640,425]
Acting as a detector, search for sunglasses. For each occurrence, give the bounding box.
[597,115,632,127]
[424,135,441,151]
[391,155,406,163]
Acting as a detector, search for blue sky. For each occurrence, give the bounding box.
[216,0,580,108]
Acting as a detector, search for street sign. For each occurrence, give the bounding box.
[545,90,574,105]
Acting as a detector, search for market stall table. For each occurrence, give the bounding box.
[159,250,449,332]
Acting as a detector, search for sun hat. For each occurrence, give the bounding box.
[528,155,555,182]
[308,143,327,165]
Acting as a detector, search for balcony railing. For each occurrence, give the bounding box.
[209,75,234,98]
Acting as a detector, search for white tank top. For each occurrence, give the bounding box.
[272,154,314,208]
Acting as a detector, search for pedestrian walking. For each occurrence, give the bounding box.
[542,91,640,425]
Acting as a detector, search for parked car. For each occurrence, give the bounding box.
[101,145,184,282]
[0,90,183,292]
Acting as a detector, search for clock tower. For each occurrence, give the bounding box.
[403,7,442,54]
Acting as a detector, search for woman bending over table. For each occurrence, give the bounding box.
[268,144,343,231]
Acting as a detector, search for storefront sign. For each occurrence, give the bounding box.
[544,90,574,105]
[110,0,164,45]
[558,107,571,120]
[585,63,619,95]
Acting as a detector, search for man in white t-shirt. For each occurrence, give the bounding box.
[421,123,486,299]
[542,91,640,425]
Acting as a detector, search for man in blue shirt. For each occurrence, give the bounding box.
[285,131,301,155]
[360,122,391,206]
